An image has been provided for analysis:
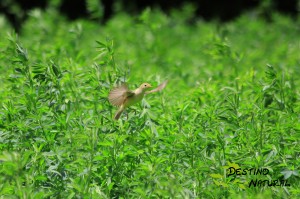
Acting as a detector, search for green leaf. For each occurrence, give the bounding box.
[210,173,223,179]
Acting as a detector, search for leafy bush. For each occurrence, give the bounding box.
[0,8,299,198]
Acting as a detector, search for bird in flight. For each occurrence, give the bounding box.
[108,80,168,120]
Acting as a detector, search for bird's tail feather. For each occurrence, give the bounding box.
[114,108,124,120]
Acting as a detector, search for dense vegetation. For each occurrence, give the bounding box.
[0,7,300,198]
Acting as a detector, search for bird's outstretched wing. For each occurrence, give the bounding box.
[109,84,135,106]
[145,80,168,95]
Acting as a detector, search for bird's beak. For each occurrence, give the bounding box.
[149,85,152,88]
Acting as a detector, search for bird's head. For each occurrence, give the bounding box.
[140,83,152,90]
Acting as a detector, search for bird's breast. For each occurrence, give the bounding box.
[124,91,144,107]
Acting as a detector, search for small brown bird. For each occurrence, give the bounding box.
[108,80,168,120]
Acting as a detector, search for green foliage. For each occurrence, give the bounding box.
[0,8,300,198]
[86,0,104,21]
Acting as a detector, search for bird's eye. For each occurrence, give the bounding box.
[144,84,146,87]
